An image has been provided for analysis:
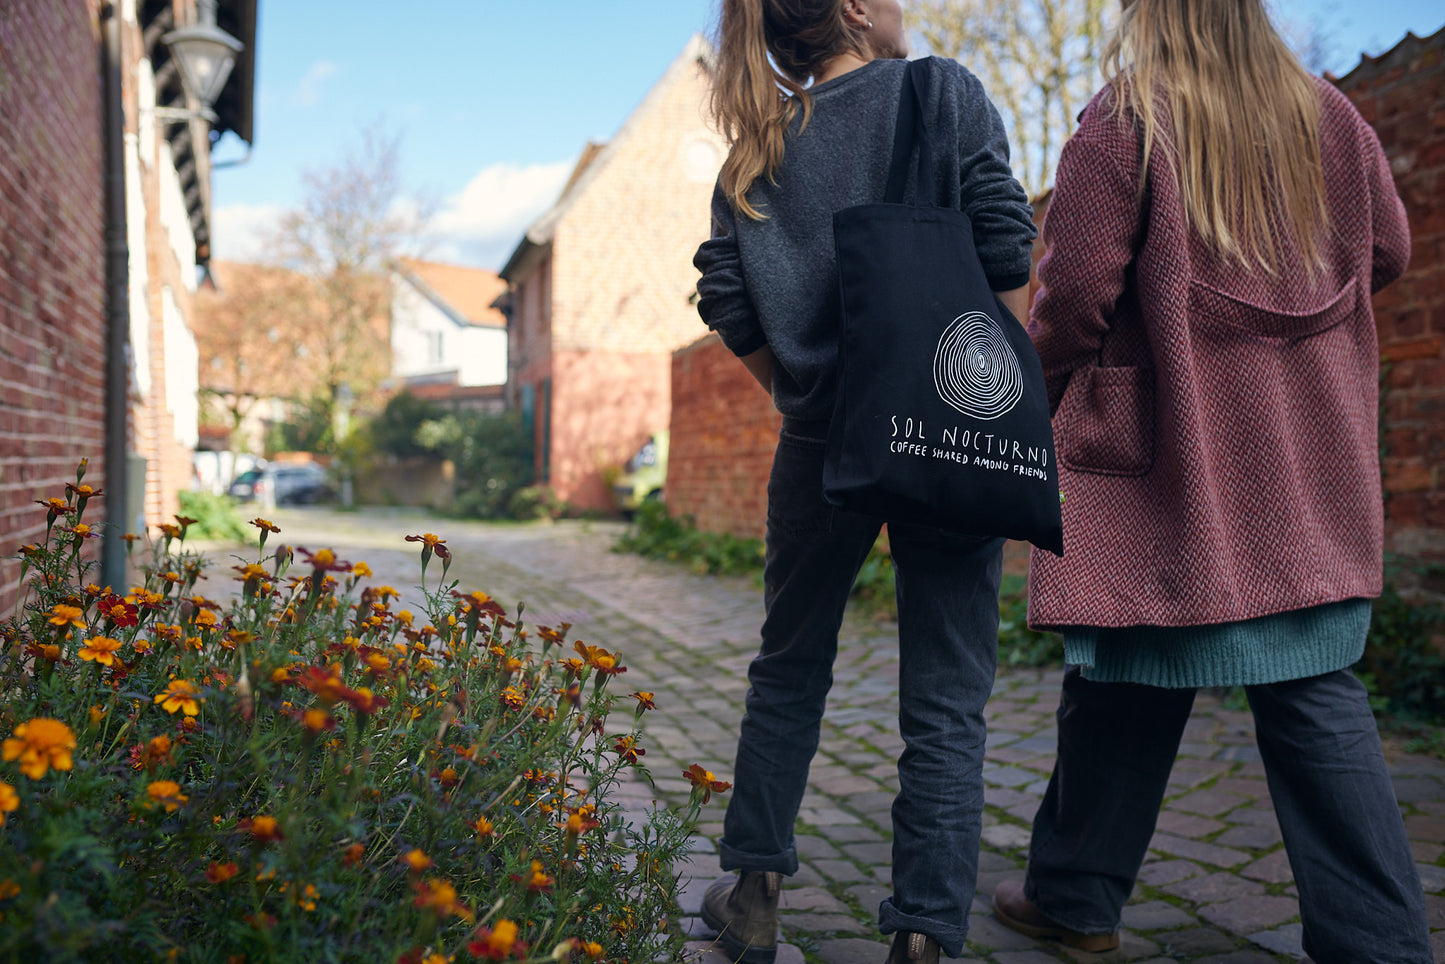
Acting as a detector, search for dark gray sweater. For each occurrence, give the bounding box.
[694,56,1037,422]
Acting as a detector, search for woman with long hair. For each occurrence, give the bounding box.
[991,0,1432,959]
[693,1,1037,961]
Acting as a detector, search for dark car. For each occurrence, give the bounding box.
[228,462,331,508]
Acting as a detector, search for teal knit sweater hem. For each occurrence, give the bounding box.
[1063,598,1371,689]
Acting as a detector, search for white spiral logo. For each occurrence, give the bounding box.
[933,311,1023,420]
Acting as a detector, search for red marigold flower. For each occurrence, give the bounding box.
[342,842,366,867]
[35,497,74,517]
[205,861,240,884]
[249,517,280,534]
[297,665,349,704]
[341,686,388,716]
[628,691,657,712]
[436,767,460,790]
[573,641,626,677]
[412,877,474,922]
[499,687,524,710]
[612,735,645,765]
[682,764,733,805]
[517,860,554,893]
[301,708,336,733]
[297,547,352,573]
[97,594,139,628]
[65,482,102,501]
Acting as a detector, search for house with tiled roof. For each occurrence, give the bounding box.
[499,35,725,511]
[390,257,509,391]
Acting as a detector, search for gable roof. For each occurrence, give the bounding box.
[1332,24,1445,87]
[500,33,715,281]
[395,257,508,328]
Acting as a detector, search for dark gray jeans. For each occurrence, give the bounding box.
[718,424,1004,958]
[1025,666,1432,963]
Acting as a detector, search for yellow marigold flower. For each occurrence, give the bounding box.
[87,705,106,728]
[350,561,373,578]
[396,609,414,627]
[400,848,431,873]
[365,653,391,673]
[146,779,188,812]
[47,605,85,629]
[78,635,123,666]
[0,780,18,827]
[154,679,202,716]
[1,719,76,779]
[193,609,218,629]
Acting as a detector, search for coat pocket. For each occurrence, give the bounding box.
[1188,276,1357,341]
[1056,365,1155,477]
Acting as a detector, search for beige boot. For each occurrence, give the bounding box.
[884,931,940,963]
[700,870,781,963]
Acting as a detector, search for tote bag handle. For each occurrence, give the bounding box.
[884,59,936,206]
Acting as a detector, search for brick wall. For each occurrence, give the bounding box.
[0,2,108,611]
[1335,28,1445,577]
[667,334,781,539]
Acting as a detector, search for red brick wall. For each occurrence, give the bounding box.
[666,334,781,539]
[1335,29,1445,572]
[0,2,108,611]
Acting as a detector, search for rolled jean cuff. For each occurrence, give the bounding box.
[719,840,798,877]
[1023,877,1121,935]
[879,898,966,960]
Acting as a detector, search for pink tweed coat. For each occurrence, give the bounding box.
[1026,78,1411,630]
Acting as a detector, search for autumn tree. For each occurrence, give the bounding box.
[271,126,427,424]
[907,0,1114,197]
[194,261,320,453]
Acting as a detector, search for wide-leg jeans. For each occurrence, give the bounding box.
[1024,666,1432,963]
[717,423,1005,958]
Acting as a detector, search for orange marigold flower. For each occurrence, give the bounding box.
[154,679,202,716]
[628,691,657,711]
[298,546,351,573]
[365,652,391,674]
[682,764,732,805]
[205,860,240,884]
[500,687,524,710]
[156,523,182,540]
[65,482,102,500]
[59,523,100,541]
[561,808,601,836]
[412,877,474,922]
[192,609,219,630]
[302,708,336,733]
[574,641,625,677]
[146,779,188,812]
[250,517,280,533]
[400,848,432,873]
[0,879,17,900]
[405,532,446,550]
[239,814,283,843]
[26,642,62,663]
[342,686,388,716]
[437,767,460,789]
[0,779,18,827]
[87,705,106,728]
[351,561,373,579]
[1,718,76,779]
[512,859,554,893]
[79,635,123,667]
[135,734,173,771]
[467,919,524,961]
[474,815,494,837]
[47,605,86,629]
[342,842,366,867]
[36,497,73,515]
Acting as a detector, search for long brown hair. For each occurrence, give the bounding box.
[1103,0,1329,273]
[711,0,865,219]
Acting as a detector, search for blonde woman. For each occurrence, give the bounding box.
[692,1,1036,961]
[992,0,1431,959]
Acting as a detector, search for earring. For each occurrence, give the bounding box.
[867,20,873,28]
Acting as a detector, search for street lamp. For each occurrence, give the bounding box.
[159,0,243,123]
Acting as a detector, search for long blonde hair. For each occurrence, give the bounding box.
[711,0,865,219]
[1103,0,1329,273]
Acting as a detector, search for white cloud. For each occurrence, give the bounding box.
[290,60,338,108]
[209,202,284,264]
[428,160,573,270]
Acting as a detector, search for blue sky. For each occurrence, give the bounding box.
[211,0,1445,270]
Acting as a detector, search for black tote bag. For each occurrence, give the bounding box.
[822,58,1063,555]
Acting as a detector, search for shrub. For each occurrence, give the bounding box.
[613,502,765,576]
[368,392,450,460]
[1359,576,1445,726]
[0,463,708,962]
[176,490,250,543]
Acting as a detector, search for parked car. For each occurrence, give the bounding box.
[228,462,331,508]
[613,432,668,515]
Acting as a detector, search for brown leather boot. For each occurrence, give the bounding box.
[992,879,1120,951]
[884,931,939,963]
[700,870,782,963]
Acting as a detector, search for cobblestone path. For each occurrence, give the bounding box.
[200,507,1445,963]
